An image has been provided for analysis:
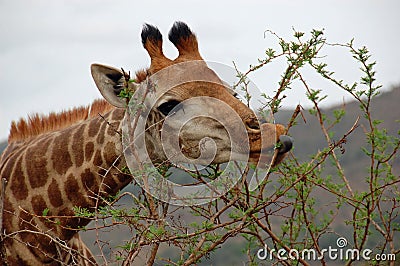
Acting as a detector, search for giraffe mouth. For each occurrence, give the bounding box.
[248,135,294,166]
[277,135,294,154]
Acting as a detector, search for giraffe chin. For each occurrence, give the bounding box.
[248,134,294,169]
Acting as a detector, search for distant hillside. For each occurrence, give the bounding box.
[275,86,400,185]
[0,140,6,155]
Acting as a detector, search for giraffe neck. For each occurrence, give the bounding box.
[48,107,131,233]
[1,107,133,263]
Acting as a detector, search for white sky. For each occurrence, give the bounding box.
[0,0,399,141]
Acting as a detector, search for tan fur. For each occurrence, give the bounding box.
[8,99,114,143]
[174,34,202,61]
[144,38,173,74]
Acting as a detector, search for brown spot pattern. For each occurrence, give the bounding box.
[88,118,101,138]
[85,142,94,161]
[111,108,124,121]
[98,168,107,177]
[81,168,97,192]
[65,174,81,206]
[103,141,117,166]
[26,139,50,189]
[107,122,118,136]
[71,124,85,168]
[48,179,63,207]
[52,132,73,175]
[31,195,47,215]
[59,207,87,239]
[93,150,103,166]
[117,172,131,184]
[96,121,107,144]
[104,178,118,194]
[10,157,28,200]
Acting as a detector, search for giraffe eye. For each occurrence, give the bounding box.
[157,100,181,116]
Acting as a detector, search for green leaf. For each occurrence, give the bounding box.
[42,208,49,216]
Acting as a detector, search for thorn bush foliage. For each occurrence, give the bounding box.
[72,29,399,265]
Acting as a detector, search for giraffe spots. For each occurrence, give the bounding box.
[65,174,81,206]
[85,142,94,161]
[10,157,28,200]
[107,122,119,136]
[18,212,46,258]
[19,210,34,231]
[107,110,124,136]
[98,168,107,177]
[19,205,58,259]
[52,133,73,175]
[8,254,27,266]
[104,177,118,195]
[3,196,16,233]
[31,195,47,216]
[59,207,87,239]
[96,122,107,144]
[1,156,15,181]
[117,172,131,184]
[26,139,50,189]
[0,143,25,180]
[81,168,97,192]
[88,118,101,138]
[26,233,57,262]
[111,108,125,121]
[93,150,103,166]
[72,124,85,168]
[48,179,63,208]
[103,141,117,166]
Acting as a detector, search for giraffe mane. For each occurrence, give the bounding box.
[8,99,115,143]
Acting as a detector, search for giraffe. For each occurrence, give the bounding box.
[0,22,293,265]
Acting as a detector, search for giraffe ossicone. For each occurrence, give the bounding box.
[0,21,293,265]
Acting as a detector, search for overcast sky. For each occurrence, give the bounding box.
[0,0,399,141]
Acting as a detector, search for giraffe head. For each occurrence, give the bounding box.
[91,22,293,168]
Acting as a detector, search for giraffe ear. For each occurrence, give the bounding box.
[91,63,133,108]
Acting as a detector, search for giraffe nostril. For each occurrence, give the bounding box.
[246,119,260,131]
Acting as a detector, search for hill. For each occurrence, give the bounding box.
[0,141,6,155]
[275,86,400,183]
